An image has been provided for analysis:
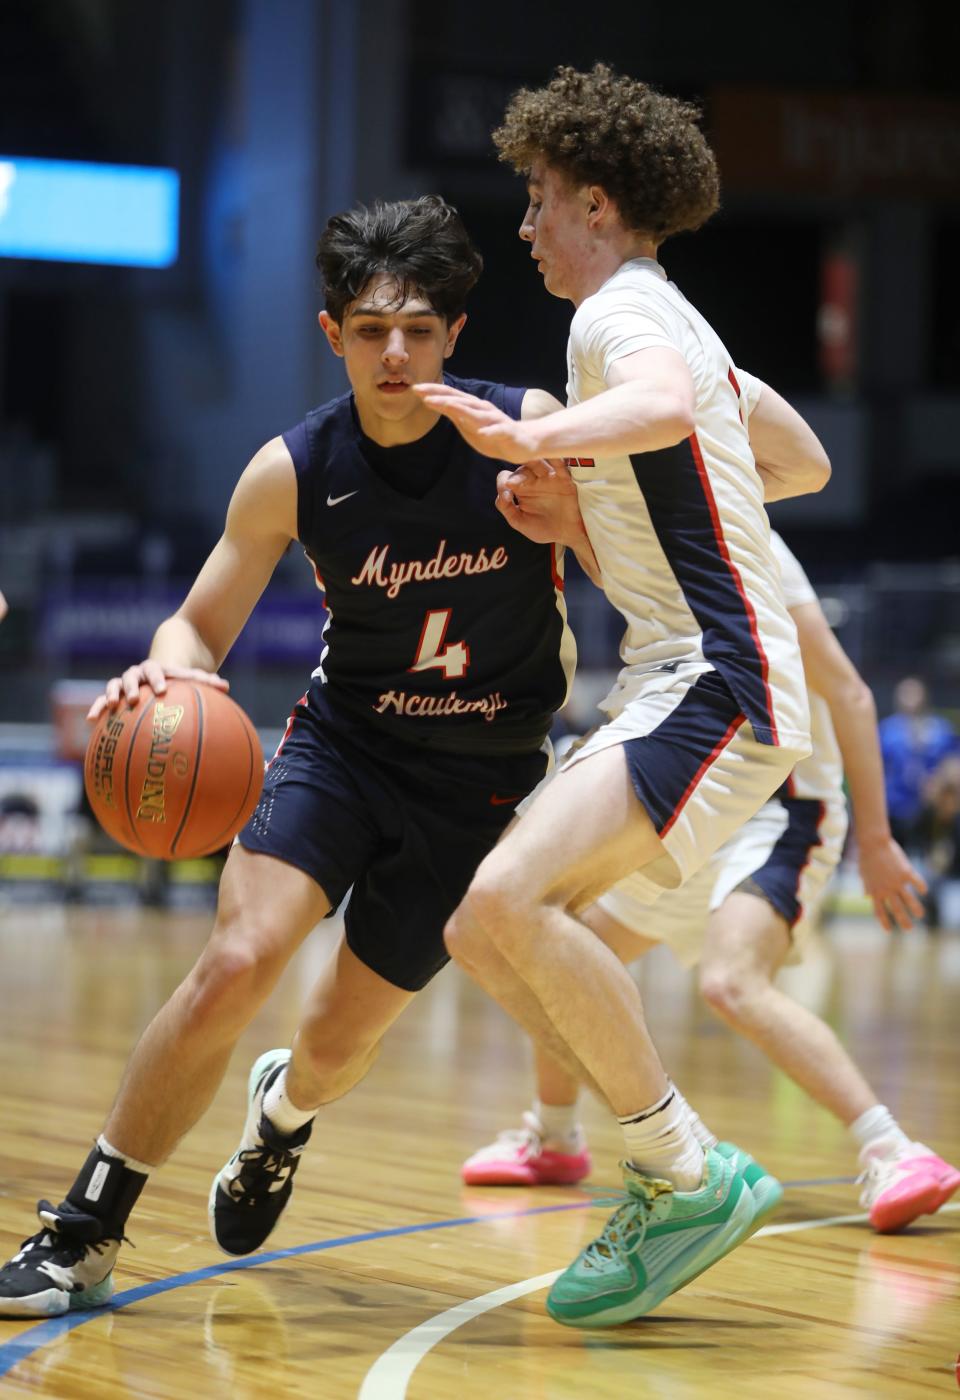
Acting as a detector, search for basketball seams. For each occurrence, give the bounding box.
[170,686,204,858]
[122,698,155,856]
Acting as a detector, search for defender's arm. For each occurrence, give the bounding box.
[793,598,926,930]
[743,378,831,501]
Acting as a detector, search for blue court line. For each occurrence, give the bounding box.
[0,1174,858,1379]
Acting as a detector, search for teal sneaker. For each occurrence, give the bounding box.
[546,1147,762,1328]
[715,1140,784,1223]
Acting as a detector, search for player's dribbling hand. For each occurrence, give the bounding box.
[412,383,540,464]
[86,661,229,722]
[858,835,928,932]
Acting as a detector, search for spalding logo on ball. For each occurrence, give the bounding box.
[85,680,264,860]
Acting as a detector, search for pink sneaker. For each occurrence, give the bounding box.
[461,1112,591,1186]
[897,1148,960,1211]
[858,1152,943,1232]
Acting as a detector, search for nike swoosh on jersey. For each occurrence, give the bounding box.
[489,794,523,806]
[327,490,359,507]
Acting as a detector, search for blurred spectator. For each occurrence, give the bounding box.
[912,756,960,929]
[879,677,957,848]
[0,793,42,853]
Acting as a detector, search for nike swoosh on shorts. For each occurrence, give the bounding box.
[327,491,358,507]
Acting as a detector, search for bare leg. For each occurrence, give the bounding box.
[105,846,331,1164]
[449,921,611,1102]
[447,746,672,1118]
[533,1044,580,1108]
[285,938,416,1109]
[534,909,659,1107]
[698,891,877,1123]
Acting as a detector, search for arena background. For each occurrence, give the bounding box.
[0,6,959,1397]
[0,0,958,910]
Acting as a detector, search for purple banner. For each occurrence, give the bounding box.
[38,582,328,666]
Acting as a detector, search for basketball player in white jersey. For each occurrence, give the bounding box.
[461,523,960,1233]
[415,65,829,1326]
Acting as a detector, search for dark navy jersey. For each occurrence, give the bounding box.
[282,374,576,757]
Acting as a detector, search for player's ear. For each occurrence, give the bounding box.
[443,313,467,358]
[586,185,609,225]
[319,311,345,357]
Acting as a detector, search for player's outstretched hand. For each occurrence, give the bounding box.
[495,459,587,548]
[86,661,229,722]
[413,382,540,464]
[858,835,928,932]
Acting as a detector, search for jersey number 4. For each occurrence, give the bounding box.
[409,609,470,679]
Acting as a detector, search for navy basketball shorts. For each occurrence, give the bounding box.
[560,669,810,901]
[238,699,549,991]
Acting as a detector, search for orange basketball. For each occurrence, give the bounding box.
[84,680,264,860]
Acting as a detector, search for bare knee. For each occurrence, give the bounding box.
[699,962,768,1026]
[445,875,531,969]
[443,900,483,972]
[182,922,286,1035]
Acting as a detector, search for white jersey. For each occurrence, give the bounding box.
[767,531,845,804]
[566,258,808,750]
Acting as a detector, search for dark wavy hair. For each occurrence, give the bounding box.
[493,64,719,242]
[316,196,483,324]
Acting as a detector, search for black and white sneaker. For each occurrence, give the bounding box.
[209,1049,312,1256]
[0,1203,119,1318]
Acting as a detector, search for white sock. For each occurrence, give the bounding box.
[619,1087,705,1191]
[849,1104,913,1161]
[97,1134,153,1178]
[262,1067,317,1136]
[669,1082,718,1149]
[533,1099,584,1149]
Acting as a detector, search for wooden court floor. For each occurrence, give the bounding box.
[0,903,956,1398]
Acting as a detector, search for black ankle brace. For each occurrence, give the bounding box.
[61,1143,148,1239]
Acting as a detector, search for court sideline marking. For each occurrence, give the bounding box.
[0,1177,932,1384]
[0,1200,591,1379]
[358,1203,960,1400]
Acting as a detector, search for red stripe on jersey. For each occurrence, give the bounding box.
[727,366,744,424]
[267,692,308,769]
[550,543,564,593]
[659,711,745,839]
[688,431,780,745]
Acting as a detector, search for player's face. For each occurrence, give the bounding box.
[519,164,595,303]
[320,276,466,445]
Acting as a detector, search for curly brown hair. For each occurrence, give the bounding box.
[493,63,719,242]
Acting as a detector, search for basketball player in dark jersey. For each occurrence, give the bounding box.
[0,196,589,1318]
